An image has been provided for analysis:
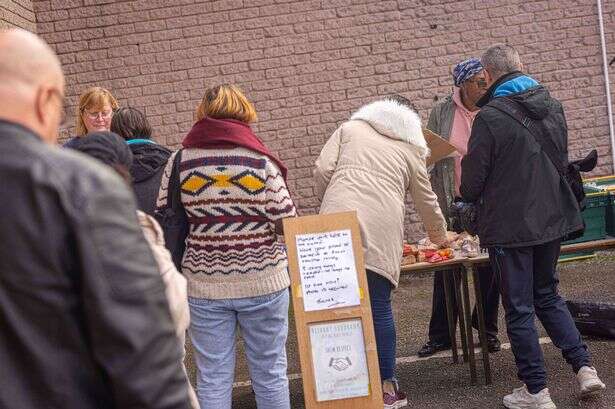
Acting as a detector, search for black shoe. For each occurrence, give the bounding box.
[487,336,501,353]
[417,340,451,358]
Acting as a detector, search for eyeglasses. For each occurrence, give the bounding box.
[84,110,113,120]
[467,78,488,89]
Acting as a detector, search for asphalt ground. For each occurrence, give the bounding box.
[185,251,615,408]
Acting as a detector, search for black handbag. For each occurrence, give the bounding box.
[154,149,188,270]
[490,97,597,241]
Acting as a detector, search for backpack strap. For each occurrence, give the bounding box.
[489,97,568,179]
[167,149,184,211]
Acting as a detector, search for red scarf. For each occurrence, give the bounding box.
[182,117,287,180]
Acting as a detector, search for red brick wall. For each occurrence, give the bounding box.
[1,0,36,31]
[33,0,615,240]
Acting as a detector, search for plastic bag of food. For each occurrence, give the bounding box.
[417,238,439,251]
[403,243,418,257]
[402,254,417,265]
[455,234,480,258]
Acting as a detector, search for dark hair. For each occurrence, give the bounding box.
[110,107,152,141]
[387,94,417,112]
[67,131,134,186]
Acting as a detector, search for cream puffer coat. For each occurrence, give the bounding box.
[138,211,200,409]
[314,99,448,287]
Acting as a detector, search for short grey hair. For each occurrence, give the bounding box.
[481,44,522,79]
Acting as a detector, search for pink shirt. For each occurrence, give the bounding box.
[450,88,479,196]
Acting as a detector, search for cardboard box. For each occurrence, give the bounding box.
[423,128,458,166]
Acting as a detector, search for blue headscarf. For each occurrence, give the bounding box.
[452,58,483,87]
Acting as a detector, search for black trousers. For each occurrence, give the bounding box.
[490,239,590,393]
[428,264,500,344]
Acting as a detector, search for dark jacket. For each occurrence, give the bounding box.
[460,72,583,247]
[62,135,81,148]
[0,121,191,409]
[128,140,171,215]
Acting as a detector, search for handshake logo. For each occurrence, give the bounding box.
[328,357,352,372]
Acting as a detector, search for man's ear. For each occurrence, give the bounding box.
[484,69,494,86]
[34,87,45,125]
[34,86,53,127]
[33,86,57,144]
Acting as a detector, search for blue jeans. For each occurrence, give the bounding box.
[188,289,290,409]
[490,239,590,394]
[367,270,396,381]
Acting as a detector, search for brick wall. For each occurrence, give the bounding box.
[33,0,615,240]
[1,0,36,31]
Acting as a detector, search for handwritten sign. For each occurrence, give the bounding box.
[296,229,361,312]
[309,319,370,402]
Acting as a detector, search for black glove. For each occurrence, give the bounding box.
[449,199,479,236]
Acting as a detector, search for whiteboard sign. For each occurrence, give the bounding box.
[296,229,361,312]
[309,319,370,402]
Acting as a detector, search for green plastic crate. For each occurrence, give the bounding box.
[584,175,615,191]
[605,195,615,236]
[562,192,608,245]
[559,189,608,261]
[584,176,615,236]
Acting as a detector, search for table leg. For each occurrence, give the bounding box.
[453,269,469,363]
[442,271,458,364]
[471,264,492,385]
[461,266,478,385]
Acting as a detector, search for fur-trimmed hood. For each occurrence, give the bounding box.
[350,99,428,159]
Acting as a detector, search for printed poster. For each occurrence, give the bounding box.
[309,319,370,401]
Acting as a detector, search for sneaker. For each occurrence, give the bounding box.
[576,366,606,397]
[383,389,408,409]
[502,385,556,409]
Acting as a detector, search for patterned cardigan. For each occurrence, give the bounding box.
[156,147,296,299]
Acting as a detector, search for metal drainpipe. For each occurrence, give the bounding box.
[597,0,615,173]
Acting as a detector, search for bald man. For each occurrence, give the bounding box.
[0,29,192,409]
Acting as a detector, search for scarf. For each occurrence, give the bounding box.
[182,117,287,180]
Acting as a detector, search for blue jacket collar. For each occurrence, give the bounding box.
[126,138,156,145]
[477,71,541,108]
[493,75,539,98]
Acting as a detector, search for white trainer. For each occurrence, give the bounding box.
[576,366,606,397]
[503,385,556,409]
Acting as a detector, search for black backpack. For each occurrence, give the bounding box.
[154,150,188,270]
[567,300,615,340]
